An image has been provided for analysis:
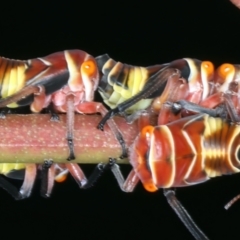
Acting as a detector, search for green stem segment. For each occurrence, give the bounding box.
[0,114,138,164]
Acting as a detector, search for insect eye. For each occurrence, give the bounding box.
[141,125,154,138]
[143,182,158,192]
[202,61,214,75]
[217,63,235,79]
[81,60,97,76]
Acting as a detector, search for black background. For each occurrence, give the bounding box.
[0,0,240,239]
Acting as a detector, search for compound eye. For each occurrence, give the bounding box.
[81,60,97,77]
[217,63,235,79]
[202,61,214,75]
[141,125,154,138]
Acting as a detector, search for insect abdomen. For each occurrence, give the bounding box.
[0,57,27,107]
[96,54,163,113]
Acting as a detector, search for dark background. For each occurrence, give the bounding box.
[0,0,240,239]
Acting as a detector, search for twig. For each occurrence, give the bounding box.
[0,114,138,164]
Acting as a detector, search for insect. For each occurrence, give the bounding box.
[0,50,126,161]
[174,62,240,210]
[0,51,127,199]
[96,55,215,130]
[171,62,240,123]
[104,113,240,240]
[96,54,166,115]
[95,56,240,239]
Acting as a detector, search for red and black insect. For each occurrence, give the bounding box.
[176,62,240,210]
[0,50,126,160]
[96,56,215,130]
[104,112,240,240]
[0,50,127,199]
[166,62,240,123]
[95,56,240,240]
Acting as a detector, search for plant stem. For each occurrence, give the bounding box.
[0,114,138,164]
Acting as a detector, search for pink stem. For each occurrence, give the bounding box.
[0,114,138,163]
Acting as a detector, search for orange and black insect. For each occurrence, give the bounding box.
[96,55,215,129]
[104,113,239,240]
[96,54,166,114]
[170,62,240,127]
[0,51,127,199]
[0,50,126,160]
[179,62,240,210]
[95,56,240,240]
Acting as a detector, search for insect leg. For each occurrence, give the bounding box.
[44,102,60,122]
[19,164,38,198]
[40,159,54,198]
[107,158,140,192]
[0,107,19,118]
[66,93,76,160]
[172,96,239,123]
[171,100,226,118]
[163,189,209,240]
[224,195,240,210]
[97,105,127,158]
[0,163,37,200]
[0,108,7,118]
[75,101,127,158]
[64,163,112,189]
[119,110,148,124]
[119,107,158,130]
[0,85,40,108]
